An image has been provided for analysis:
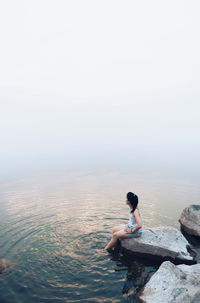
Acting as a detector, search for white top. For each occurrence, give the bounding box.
[127,208,143,232]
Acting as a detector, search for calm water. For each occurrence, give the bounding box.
[0,171,200,302]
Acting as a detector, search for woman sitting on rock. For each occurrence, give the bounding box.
[104,192,143,251]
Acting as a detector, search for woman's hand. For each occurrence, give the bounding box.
[124,227,132,233]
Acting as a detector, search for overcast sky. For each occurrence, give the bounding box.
[0,1,200,178]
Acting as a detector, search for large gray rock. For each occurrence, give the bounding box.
[137,261,200,303]
[120,226,195,264]
[179,204,200,237]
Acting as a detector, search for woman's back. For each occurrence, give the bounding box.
[128,208,143,232]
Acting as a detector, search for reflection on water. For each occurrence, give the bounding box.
[0,171,199,302]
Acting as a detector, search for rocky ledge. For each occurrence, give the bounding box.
[137,260,200,303]
[120,226,196,264]
[179,204,200,237]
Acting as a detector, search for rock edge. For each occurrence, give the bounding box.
[120,226,195,264]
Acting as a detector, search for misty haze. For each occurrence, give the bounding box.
[0,1,200,302]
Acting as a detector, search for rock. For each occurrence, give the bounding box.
[0,259,7,274]
[137,261,200,303]
[120,226,195,264]
[179,204,200,237]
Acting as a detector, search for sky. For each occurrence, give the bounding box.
[0,0,200,179]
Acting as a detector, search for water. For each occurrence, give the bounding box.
[0,171,200,302]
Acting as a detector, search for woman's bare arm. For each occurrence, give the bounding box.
[128,209,142,233]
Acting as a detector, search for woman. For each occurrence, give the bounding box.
[104,192,143,250]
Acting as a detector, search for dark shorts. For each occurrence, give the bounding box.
[127,232,142,238]
[125,223,142,238]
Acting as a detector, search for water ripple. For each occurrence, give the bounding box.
[0,172,199,302]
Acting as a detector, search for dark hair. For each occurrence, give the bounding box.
[127,192,138,213]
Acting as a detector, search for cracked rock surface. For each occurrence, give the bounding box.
[137,261,200,303]
[179,204,200,237]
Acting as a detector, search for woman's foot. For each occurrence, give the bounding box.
[104,246,114,252]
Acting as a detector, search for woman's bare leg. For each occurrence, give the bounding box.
[112,224,126,234]
[104,229,129,250]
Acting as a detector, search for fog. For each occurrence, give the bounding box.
[0,1,200,180]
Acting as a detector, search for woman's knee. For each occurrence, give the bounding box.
[112,227,116,233]
[112,226,119,233]
[113,232,119,239]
